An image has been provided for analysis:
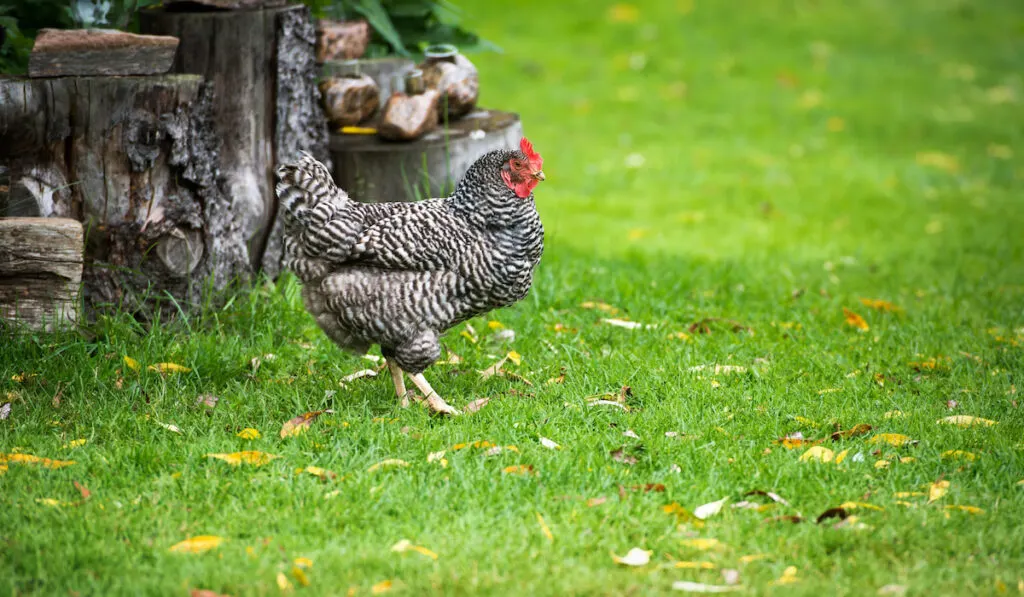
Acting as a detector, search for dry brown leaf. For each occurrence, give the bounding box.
[196,394,219,409]
[169,535,223,554]
[190,590,230,597]
[763,515,804,524]
[610,447,639,465]
[464,397,492,413]
[73,480,90,500]
[815,507,849,523]
[842,308,869,331]
[630,483,666,493]
[206,451,278,466]
[742,489,792,507]
[586,497,607,507]
[831,424,873,441]
[280,410,329,438]
[341,369,378,383]
[478,355,509,379]
[612,547,651,567]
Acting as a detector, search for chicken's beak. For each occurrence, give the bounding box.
[533,170,545,181]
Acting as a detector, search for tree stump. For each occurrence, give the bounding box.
[140,3,330,277]
[328,108,523,203]
[0,74,250,318]
[0,218,83,332]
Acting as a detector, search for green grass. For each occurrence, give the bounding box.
[3,0,1024,595]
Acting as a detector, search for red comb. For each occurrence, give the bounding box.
[520,137,543,169]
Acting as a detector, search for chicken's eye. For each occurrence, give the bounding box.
[511,159,523,169]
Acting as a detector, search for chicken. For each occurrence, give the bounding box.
[275,138,545,415]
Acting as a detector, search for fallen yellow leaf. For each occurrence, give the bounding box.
[859,298,901,312]
[937,415,997,428]
[739,554,768,564]
[206,451,278,466]
[928,480,950,503]
[294,557,313,568]
[276,572,292,591]
[834,449,851,464]
[607,4,639,23]
[64,439,87,449]
[147,362,191,373]
[942,450,977,461]
[123,356,141,371]
[236,428,261,440]
[670,561,716,569]
[769,566,800,586]
[371,580,393,594]
[875,460,890,469]
[868,433,915,447]
[502,464,535,475]
[169,535,223,554]
[297,466,338,481]
[507,351,522,366]
[944,505,984,514]
[391,539,438,560]
[451,440,496,451]
[36,497,68,507]
[916,151,960,173]
[799,446,835,463]
[0,453,76,469]
[367,459,409,473]
[291,566,310,587]
[842,308,869,331]
[895,491,926,498]
[681,538,723,551]
[839,502,884,511]
[536,512,554,542]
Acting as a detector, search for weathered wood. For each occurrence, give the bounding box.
[141,3,330,277]
[28,29,178,78]
[329,108,524,203]
[0,217,83,331]
[0,75,251,318]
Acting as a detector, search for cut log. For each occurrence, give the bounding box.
[141,3,330,277]
[329,108,523,203]
[0,75,251,319]
[0,217,83,331]
[28,29,179,78]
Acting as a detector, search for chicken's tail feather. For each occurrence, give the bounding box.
[275,151,348,226]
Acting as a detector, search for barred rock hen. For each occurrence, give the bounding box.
[275,138,545,415]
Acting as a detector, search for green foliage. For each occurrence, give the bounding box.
[304,0,498,57]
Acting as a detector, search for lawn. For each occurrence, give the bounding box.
[3,0,1024,595]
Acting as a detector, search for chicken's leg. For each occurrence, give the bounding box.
[409,373,461,416]
[387,360,411,407]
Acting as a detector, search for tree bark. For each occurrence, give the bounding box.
[0,75,251,319]
[328,108,523,203]
[0,217,83,332]
[140,3,330,278]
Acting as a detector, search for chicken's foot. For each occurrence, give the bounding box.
[409,373,461,416]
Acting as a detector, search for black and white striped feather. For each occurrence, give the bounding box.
[275,148,544,374]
